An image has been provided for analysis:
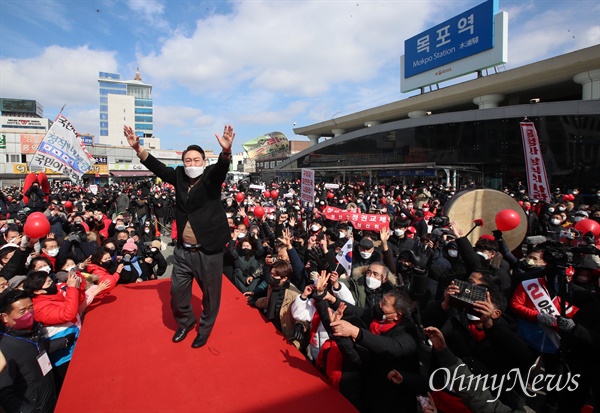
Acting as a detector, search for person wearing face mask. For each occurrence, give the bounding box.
[141,240,168,281]
[448,224,512,299]
[229,239,262,294]
[125,124,234,349]
[351,238,382,272]
[545,213,566,241]
[248,260,304,344]
[86,248,123,301]
[0,289,58,412]
[422,282,535,411]
[40,238,60,272]
[522,201,542,237]
[23,270,84,395]
[314,282,422,413]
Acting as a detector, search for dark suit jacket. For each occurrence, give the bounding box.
[142,153,230,251]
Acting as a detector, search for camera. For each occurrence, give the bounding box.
[449,279,488,316]
[429,216,450,228]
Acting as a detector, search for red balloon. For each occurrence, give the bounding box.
[63,200,73,212]
[24,212,51,239]
[327,192,334,199]
[271,190,279,199]
[574,219,600,237]
[263,191,271,199]
[254,206,265,219]
[517,200,524,207]
[221,182,227,188]
[495,209,521,231]
[235,192,245,203]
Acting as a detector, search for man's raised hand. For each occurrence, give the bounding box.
[215,125,235,152]
[123,126,140,152]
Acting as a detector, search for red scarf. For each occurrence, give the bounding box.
[467,323,486,342]
[369,319,398,335]
[315,339,343,390]
[309,311,321,346]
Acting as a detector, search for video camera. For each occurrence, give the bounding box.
[428,216,450,228]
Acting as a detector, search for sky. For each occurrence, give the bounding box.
[0,0,598,155]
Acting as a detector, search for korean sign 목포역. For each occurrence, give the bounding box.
[31,115,95,183]
[520,121,551,203]
[404,0,497,78]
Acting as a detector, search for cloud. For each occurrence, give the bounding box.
[0,45,117,111]
[125,0,169,30]
[138,1,441,97]
[154,105,213,128]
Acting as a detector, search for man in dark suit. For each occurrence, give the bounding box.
[124,125,234,348]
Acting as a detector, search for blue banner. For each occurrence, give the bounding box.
[404,0,497,78]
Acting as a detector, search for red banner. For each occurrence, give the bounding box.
[323,207,389,232]
[520,122,552,202]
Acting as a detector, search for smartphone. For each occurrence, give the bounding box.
[417,395,430,409]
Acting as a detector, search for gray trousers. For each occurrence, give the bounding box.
[171,246,223,336]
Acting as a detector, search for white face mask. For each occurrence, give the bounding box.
[394,229,405,237]
[448,249,458,258]
[365,276,382,290]
[237,232,246,239]
[339,232,346,239]
[551,219,561,226]
[144,229,150,233]
[39,265,51,274]
[466,313,481,321]
[184,166,204,179]
[476,251,490,261]
[46,248,59,257]
[311,225,320,232]
[360,251,372,260]
[573,216,585,222]
[65,265,76,272]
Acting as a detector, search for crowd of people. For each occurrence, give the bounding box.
[0,177,598,412]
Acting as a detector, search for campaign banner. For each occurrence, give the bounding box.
[324,183,340,189]
[249,184,266,191]
[520,121,552,202]
[242,132,289,160]
[323,206,390,232]
[301,169,315,207]
[31,115,95,183]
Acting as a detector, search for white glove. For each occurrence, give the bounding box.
[20,235,29,249]
[537,312,556,327]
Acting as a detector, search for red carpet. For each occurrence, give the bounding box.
[55,277,357,413]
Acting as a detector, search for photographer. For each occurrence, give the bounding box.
[59,223,97,264]
[423,278,534,410]
[141,240,167,280]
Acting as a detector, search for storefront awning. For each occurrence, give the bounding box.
[110,171,152,177]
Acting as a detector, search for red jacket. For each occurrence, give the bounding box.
[32,287,80,326]
[86,263,120,299]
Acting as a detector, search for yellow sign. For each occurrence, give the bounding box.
[13,164,60,175]
[84,164,109,175]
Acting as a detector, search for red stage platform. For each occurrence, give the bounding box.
[55,278,357,413]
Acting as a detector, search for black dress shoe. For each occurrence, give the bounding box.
[191,333,209,348]
[172,322,196,343]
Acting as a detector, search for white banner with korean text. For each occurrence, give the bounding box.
[300,169,315,208]
[31,115,95,183]
[520,121,552,202]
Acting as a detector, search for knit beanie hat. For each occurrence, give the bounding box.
[123,238,137,252]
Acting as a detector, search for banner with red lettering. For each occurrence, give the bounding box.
[323,206,389,232]
[520,121,552,202]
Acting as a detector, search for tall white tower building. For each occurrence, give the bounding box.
[97,69,160,149]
